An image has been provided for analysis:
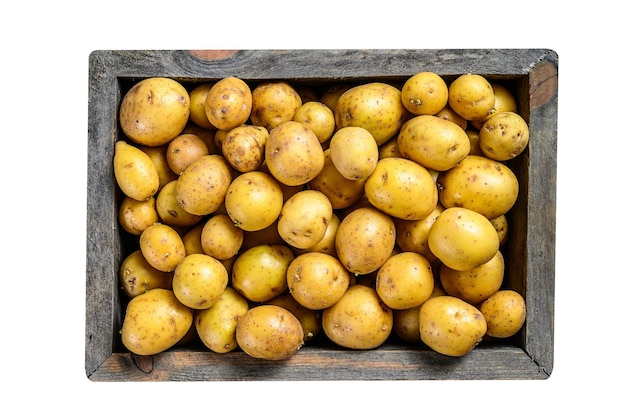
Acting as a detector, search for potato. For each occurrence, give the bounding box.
[119,249,173,299]
[490,214,509,246]
[195,286,249,353]
[121,288,193,355]
[118,195,158,235]
[436,155,519,220]
[392,285,447,343]
[465,129,483,156]
[139,223,186,272]
[294,212,340,257]
[378,137,402,159]
[182,222,206,255]
[172,253,229,309]
[480,290,526,338]
[439,250,505,305]
[329,127,379,180]
[396,115,471,172]
[236,304,304,360]
[224,170,283,232]
[221,124,268,172]
[419,295,487,357]
[376,252,434,310]
[293,101,335,143]
[428,207,500,272]
[188,83,217,130]
[231,244,294,302]
[183,123,220,155]
[204,76,252,131]
[471,83,519,130]
[364,157,438,221]
[308,149,365,210]
[401,71,449,116]
[200,213,244,260]
[286,252,350,310]
[140,144,178,191]
[322,284,393,350]
[447,73,495,121]
[335,207,396,275]
[320,83,353,112]
[334,82,407,145]
[265,121,325,186]
[241,220,284,251]
[265,292,322,342]
[394,203,445,263]
[113,140,160,201]
[166,133,210,175]
[277,189,333,249]
[250,81,302,131]
[175,154,232,216]
[435,106,467,130]
[156,180,204,228]
[119,77,190,147]
[479,111,529,161]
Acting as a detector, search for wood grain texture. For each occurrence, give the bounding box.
[86,49,557,381]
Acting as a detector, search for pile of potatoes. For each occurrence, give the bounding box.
[114,71,528,360]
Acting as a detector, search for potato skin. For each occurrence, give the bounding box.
[139,223,186,272]
[204,77,252,131]
[175,154,232,216]
[113,141,160,201]
[376,252,434,310]
[250,81,302,131]
[119,250,173,299]
[480,290,526,338]
[277,189,333,249]
[448,73,495,121]
[172,253,229,310]
[479,111,529,161]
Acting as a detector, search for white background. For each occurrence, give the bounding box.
[1,1,622,415]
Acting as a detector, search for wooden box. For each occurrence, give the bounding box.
[86,49,557,381]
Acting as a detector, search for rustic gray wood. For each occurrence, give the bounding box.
[86,49,557,381]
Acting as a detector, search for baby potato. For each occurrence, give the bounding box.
[250,81,302,131]
[195,286,249,353]
[182,222,206,255]
[119,249,173,299]
[221,124,269,173]
[401,71,449,116]
[335,207,396,275]
[364,157,438,221]
[119,77,190,146]
[118,195,158,235]
[439,250,505,305]
[121,288,193,355]
[448,73,496,121]
[266,292,322,343]
[156,180,204,228]
[329,126,379,180]
[188,83,217,130]
[308,149,366,210]
[394,203,444,263]
[113,140,160,201]
[225,170,284,232]
[396,115,471,172]
[376,252,434,310]
[265,120,325,186]
[172,253,229,310]
[139,223,186,272]
[232,244,294,302]
[200,213,244,260]
[393,285,447,343]
[183,123,220,155]
[428,207,500,272]
[480,290,526,338]
[175,154,232,216]
[471,83,519,130]
[204,76,252,131]
[277,189,333,249]
[479,111,529,161]
[490,214,509,246]
[335,82,407,145]
[140,144,178,191]
[293,101,336,143]
[286,252,351,310]
[322,284,393,350]
[435,106,467,130]
[378,137,403,159]
[437,155,519,220]
[166,133,210,175]
[419,295,487,357]
[295,212,340,257]
[236,305,304,360]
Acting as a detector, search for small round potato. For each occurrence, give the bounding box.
[236,305,304,360]
[140,144,178,191]
[394,203,445,263]
[308,149,366,210]
[119,250,173,299]
[166,133,210,175]
[392,285,447,344]
[188,83,217,130]
[376,252,434,310]
[401,71,449,116]
[113,141,160,201]
[471,83,519,130]
[480,290,526,338]
[322,284,393,350]
[200,213,244,260]
[250,81,302,131]
[139,223,186,272]
[295,212,340,257]
[204,77,252,131]
[266,292,322,343]
[293,101,336,143]
[156,180,204,228]
[329,126,379,180]
[175,154,232,216]
[221,124,269,173]
[172,253,229,310]
[448,73,496,121]
[118,195,159,235]
[479,111,529,161]
[435,106,467,130]
[277,189,333,249]
[182,222,206,255]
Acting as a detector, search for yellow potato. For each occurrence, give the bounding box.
[428,207,500,272]
[448,73,496,121]
[221,124,268,173]
[335,82,407,145]
[437,155,519,220]
[224,170,284,232]
[204,76,252,131]
[231,244,294,302]
[401,71,449,115]
[419,295,487,356]
[200,213,244,260]
[335,207,396,275]
[121,288,193,355]
[119,77,190,146]
[490,214,509,246]
[293,101,336,143]
[320,83,353,112]
[376,252,434,310]
[118,195,158,235]
[181,222,206,255]
[277,189,333,249]
[286,252,350,310]
[479,111,529,161]
[250,81,302,131]
[236,305,304,360]
[166,133,210,175]
[471,83,519,130]
[329,126,379,180]
[322,284,393,350]
[195,286,249,353]
[156,180,204,228]
[294,212,340,257]
[140,144,178,191]
[139,223,186,272]
[378,137,402,159]
[435,106,467,130]
[392,285,447,344]
[480,290,526,338]
[364,157,438,221]
[308,149,366,210]
[175,154,232,216]
[183,123,220,155]
[394,203,444,263]
[396,115,471,172]
[465,129,484,156]
[188,83,217,130]
[172,253,229,310]
[113,140,160,201]
[119,250,173,299]
[265,292,322,343]
[265,121,324,186]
